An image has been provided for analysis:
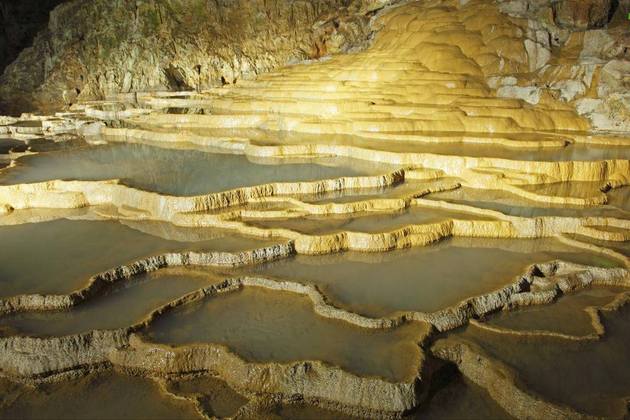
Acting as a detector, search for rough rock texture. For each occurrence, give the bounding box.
[0,0,384,114]
[495,0,630,131]
[0,258,626,416]
[0,276,426,416]
[552,0,616,30]
[3,0,630,131]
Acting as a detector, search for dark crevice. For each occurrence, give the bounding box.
[0,0,65,74]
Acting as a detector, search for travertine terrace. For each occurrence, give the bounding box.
[0,0,629,418]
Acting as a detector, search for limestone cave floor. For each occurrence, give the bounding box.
[1,0,630,415]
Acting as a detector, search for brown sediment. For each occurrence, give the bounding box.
[429,268,630,419]
[0,277,427,416]
[434,294,630,419]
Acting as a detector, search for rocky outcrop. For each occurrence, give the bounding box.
[495,0,630,132]
[552,0,617,30]
[0,0,386,115]
[499,0,618,30]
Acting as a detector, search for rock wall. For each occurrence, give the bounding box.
[0,0,384,115]
[2,0,630,131]
[495,0,630,132]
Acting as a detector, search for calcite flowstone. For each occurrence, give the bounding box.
[0,0,629,417]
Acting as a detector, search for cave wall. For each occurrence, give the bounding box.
[0,0,383,115]
[0,0,65,74]
[1,0,628,117]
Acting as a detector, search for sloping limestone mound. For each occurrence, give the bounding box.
[129,0,596,145]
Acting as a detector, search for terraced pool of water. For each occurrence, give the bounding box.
[0,143,395,196]
[202,127,630,161]
[427,187,630,219]
[144,286,427,382]
[244,205,493,235]
[0,269,224,337]
[1,0,629,417]
[0,214,272,297]
[241,238,619,317]
[484,286,625,337]
[451,304,630,417]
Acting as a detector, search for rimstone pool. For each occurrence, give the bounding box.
[1,136,627,420]
[0,0,630,418]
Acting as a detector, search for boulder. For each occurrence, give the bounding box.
[553,0,616,29]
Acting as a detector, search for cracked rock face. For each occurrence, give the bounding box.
[0,0,379,114]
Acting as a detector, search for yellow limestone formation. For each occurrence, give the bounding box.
[0,0,630,419]
[134,0,595,146]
